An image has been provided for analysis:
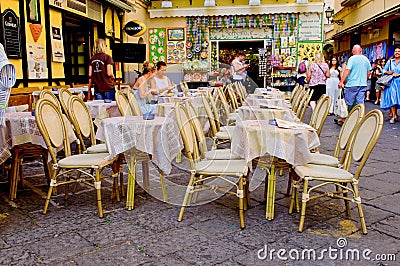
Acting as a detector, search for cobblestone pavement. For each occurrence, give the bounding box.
[0,102,399,265]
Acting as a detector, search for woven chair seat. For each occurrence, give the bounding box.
[219,125,235,134]
[205,149,241,160]
[215,130,231,140]
[308,153,339,166]
[58,153,113,168]
[295,164,353,181]
[195,159,247,175]
[86,143,108,153]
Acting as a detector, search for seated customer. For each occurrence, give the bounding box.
[132,62,157,114]
[149,61,174,102]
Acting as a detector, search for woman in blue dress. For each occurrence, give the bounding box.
[132,62,157,114]
[381,46,400,124]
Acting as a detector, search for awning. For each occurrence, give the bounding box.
[103,0,136,13]
[148,3,323,18]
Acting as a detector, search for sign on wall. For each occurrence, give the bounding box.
[298,13,322,41]
[1,9,21,59]
[27,43,48,79]
[124,20,146,37]
[51,26,65,62]
[210,27,273,40]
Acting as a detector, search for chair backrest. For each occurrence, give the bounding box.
[342,109,383,179]
[126,89,142,116]
[180,81,189,95]
[39,90,62,111]
[214,86,231,125]
[292,88,306,113]
[297,89,314,122]
[309,94,330,136]
[226,84,239,110]
[185,100,208,156]
[174,103,200,167]
[290,84,301,104]
[8,87,39,111]
[35,98,70,163]
[201,94,219,137]
[115,89,135,116]
[68,95,96,151]
[58,88,73,117]
[333,104,365,159]
[232,82,245,105]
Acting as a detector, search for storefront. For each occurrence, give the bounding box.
[147,2,324,90]
[1,0,133,88]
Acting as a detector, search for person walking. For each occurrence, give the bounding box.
[338,45,372,124]
[326,57,341,115]
[374,58,385,105]
[231,52,249,84]
[88,38,115,101]
[306,52,330,110]
[380,46,400,124]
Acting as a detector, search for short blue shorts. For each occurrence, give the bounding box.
[344,86,367,105]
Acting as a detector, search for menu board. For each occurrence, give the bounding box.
[2,9,21,58]
[149,28,166,64]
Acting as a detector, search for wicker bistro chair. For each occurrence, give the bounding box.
[39,90,62,111]
[35,98,120,217]
[308,94,331,137]
[125,89,142,116]
[175,103,249,228]
[58,88,73,118]
[289,109,384,234]
[295,89,314,122]
[115,89,135,116]
[308,104,365,167]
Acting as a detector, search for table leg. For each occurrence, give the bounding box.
[142,161,150,192]
[126,158,136,210]
[265,164,276,220]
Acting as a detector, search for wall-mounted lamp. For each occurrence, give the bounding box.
[249,0,260,5]
[204,0,215,7]
[325,6,344,26]
[161,1,172,8]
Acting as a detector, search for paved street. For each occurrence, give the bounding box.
[0,101,399,265]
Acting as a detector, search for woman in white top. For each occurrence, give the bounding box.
[150,61,173,102]
[326,57,341,115]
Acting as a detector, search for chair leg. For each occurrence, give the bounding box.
[353,183,367,234]
[238,176,245,229]
[158,168,168,203]
[43,169,59,214]
[285,169,293,196]
[119,164,125,197]
[298,178,309,232]
[178,172,195,222]
[9,155,21,200]
[95,168,103,218]
[265,165,276,220]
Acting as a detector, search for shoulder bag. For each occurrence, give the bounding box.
[334,89,348,118]
[376,61,393,88]
[316,63,329,79]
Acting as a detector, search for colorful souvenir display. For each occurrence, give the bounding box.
[149,28,166,64]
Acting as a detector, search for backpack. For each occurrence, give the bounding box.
[298,61,306,74]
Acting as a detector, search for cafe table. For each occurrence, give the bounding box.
[231,119,320,220]
[85,100,121,127]
[237,105,297,122]
[0,112,77,199]
[96,115,183,209]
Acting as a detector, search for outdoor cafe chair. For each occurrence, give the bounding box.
[125,89,142,116]
[175,102,249,228]
[58,87,73,119]
[35,98,120,217]
[39,89,62,111]
[289,109,383,234]
[115,89,135,116]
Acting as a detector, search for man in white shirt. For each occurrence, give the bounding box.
[231,52,250,84]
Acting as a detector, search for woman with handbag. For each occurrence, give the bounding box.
[306,52,330,110]
[380,47,400,124]
[326,57,341,115]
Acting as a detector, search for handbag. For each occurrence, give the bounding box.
[334,89,348,118]
[316,63,329,79]
[376,61,393,87]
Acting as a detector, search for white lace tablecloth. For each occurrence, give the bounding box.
[85,100,121,127]
[0,112,77,164]
[244,96,288,109]
[237,106,297,122]
[253,87,283,98]
[96,116,183,175]
[158,94,203,105]
[231,120,320,166]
